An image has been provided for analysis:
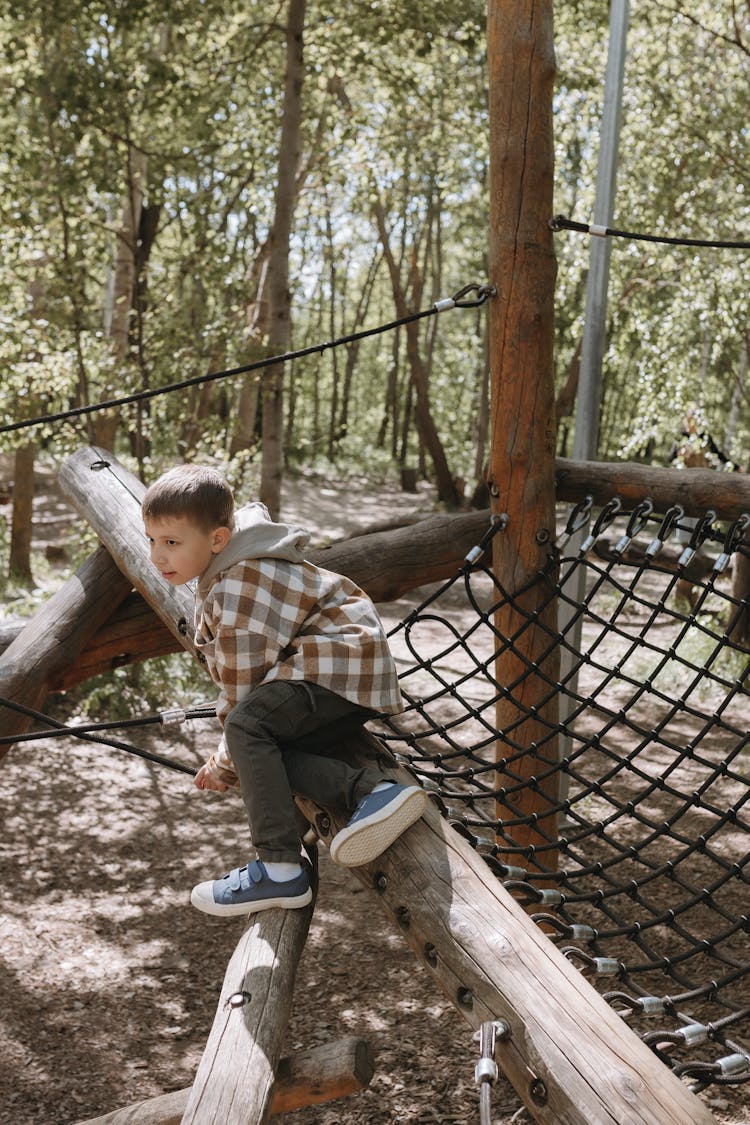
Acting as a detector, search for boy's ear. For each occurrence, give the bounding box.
[211,526,232,553]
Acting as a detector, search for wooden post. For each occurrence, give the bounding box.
[181,902,314,1124]
[73,1037,375,1124]
[487,2,560,870]
[0,545,132,760]
[59,446,716,1125]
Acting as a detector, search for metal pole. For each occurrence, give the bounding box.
[559,1,630,812]
[573,0,630,460]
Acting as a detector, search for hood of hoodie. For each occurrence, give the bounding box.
[197,502,309,595]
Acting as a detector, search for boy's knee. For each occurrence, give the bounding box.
[224,702,263,743]
[225,682,301,745]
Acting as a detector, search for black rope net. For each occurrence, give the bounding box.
[377,497,750,1094]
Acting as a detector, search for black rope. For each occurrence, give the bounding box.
[371,504,750,1092]
[0,283,495,437]
[0,702,216,747]
[1,696,198,776]
[550,214,750,250]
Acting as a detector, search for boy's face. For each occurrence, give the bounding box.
[144,516,230,586]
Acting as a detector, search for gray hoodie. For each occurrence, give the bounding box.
[197,502,309,595]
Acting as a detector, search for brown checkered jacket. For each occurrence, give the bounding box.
[195,555,403,779]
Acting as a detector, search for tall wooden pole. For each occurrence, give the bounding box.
[487,2,560,871]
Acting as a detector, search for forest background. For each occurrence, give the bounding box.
[1,0,749,600]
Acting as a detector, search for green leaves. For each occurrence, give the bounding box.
[0,0,747,483]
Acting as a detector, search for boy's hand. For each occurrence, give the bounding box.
[194,763,229,792]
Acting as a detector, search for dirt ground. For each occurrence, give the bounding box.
[1,466,748,1124]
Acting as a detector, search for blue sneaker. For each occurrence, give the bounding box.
[329,783,428,867]
[190,859,312,917]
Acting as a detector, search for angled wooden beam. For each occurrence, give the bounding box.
[180,894,315,1124]
[0,545,131,759]
[298,729,716,1125]
[73,1035,375,1123]
[58,449,197,655]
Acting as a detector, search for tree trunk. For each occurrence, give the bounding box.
[260,0,306,519]
[95,145,148,449]
[8,443,35,585]
[325,201,340,459]
[373,200,461,509]
[487,0,560,872]
[378,316,400,453]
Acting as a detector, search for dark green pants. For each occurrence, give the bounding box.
[223,680,386,863]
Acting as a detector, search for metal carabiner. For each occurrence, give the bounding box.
[453,283,497,307]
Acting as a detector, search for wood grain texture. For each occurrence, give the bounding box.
[180,899,314,1125]
[556,457,750,520]
[58,448,197,654]
[486,0,560,866]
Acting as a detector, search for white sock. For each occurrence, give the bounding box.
[371,781,397,794]
[263,861,303,881]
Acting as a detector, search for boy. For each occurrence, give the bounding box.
[142,464,427,917]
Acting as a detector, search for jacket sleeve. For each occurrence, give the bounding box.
[203,737,241,788]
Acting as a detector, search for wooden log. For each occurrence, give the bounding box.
[180,893,314,1125]
[271,1034,375,1114]
[0,595,179,690]
[298,732,717,1125]
[308,508,489,602]
[52,591,180,689]
[58,448,197,656]
[556,457,750,519]
[73,1036,375,1124]
[0,544,132,760]
[58,446,715,1125]
[487,1,560,870]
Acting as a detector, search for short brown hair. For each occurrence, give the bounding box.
[142,465,235,532]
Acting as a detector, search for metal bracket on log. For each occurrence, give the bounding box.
[55,446,716,1125]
